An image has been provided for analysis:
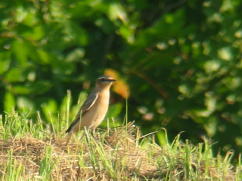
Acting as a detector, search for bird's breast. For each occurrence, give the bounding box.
[81,90,110,128]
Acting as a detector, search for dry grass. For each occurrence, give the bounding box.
[0,124,156,180]
[0,123,240,181]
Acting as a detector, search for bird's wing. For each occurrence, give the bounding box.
[66,90,99,133]
[80,90,99,114]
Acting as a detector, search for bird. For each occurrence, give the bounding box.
[66,76,116,135]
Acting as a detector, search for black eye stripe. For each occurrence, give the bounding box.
[97,76,115,82]
[99,77,109,81]
[101,79,110,81]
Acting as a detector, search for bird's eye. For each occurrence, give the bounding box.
[98,77,107,82]
[98,76,114,82]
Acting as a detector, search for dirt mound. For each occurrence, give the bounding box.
[0,125,159,180]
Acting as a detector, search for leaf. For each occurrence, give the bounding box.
[104,69,130,99]
[0,53,11,74]
[5,68,24,82]
[12,40,28,65]
[41,99,58,124]
[17,97,34,111]
[107,103,122,118]
[108,3,127,24]
[4,92,15,112]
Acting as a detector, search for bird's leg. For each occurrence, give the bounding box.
[92,128,101,140]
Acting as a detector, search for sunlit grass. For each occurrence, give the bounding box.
[0,111,241,180]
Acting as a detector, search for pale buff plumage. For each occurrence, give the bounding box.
[66,76,115,134]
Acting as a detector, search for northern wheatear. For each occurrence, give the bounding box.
[66,76,115,134]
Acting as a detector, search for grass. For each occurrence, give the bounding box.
[0,111,241,181]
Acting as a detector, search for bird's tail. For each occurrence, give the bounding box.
[65,119,79,145]
[66,115,82,133]
[66,120,76,133]
[66,124,72,133]
[66,110,82,134]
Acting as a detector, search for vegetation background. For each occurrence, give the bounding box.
[0,0,242,157]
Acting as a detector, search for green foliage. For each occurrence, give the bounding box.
[0,0,242,155]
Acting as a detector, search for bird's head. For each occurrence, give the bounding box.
[96,76,116,89]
